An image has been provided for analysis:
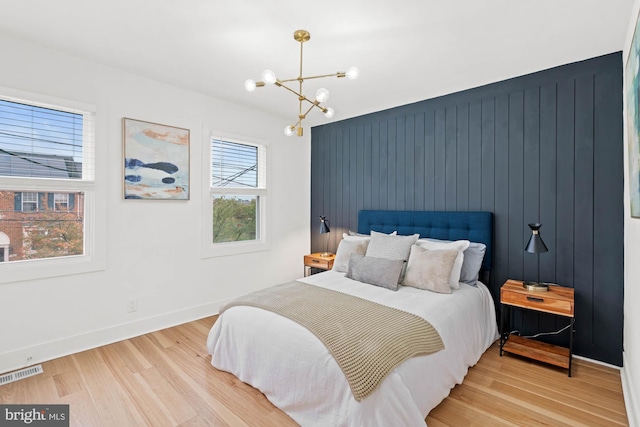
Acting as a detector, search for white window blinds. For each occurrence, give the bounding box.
[211,139,266,189]
[0,98,94,181]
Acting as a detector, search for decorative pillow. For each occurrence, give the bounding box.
[459,242,486,285]
[402,246,458,294]
[415,239,470,289]
[417,238,486,285]
[332,239,369,272]
[346,254,404,291]
[343,230,397,241]
[365,231,420,282]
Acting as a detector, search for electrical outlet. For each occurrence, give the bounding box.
[126,298,138,313]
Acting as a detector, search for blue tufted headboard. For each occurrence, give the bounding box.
[357,210,494,274]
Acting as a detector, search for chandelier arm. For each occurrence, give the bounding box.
[302,102,317,118]
[276,82,323,107]
[276,81,303,97]
[301,72,346,80]
[278,72,344,84]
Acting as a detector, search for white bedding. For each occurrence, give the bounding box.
[207,270,498,426]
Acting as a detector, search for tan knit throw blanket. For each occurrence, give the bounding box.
[220,281,444,401]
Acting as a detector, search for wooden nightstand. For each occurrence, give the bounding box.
[500,279,575,376]
[303,253,335,277]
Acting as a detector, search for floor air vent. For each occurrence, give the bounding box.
[0,364,43,386]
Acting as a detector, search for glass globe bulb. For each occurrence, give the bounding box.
[284,126,295,136]
[324,107,335,119]
[345,66,359,80]
[261,69,276,85]
[244,79,256,92]
[315,88,329,103]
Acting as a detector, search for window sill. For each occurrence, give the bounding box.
[0,255,107,284]
[201,239,270,259]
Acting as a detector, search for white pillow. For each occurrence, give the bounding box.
[343,231,397,242]
[332,239,369,272]
[415,239,470,289]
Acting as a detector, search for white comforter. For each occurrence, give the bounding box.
[207,271,498,426]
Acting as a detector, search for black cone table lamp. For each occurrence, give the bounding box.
[523,223,549,292]
[319,216,331,257]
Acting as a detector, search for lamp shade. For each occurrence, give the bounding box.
[525,223,548,253]
[319,216,330,234]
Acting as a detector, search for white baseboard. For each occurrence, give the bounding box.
[622,352,640,427]
[0,298,230,375]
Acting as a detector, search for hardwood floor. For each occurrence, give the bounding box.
[0,316,628,426]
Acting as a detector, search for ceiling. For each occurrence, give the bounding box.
[0,0,634,131]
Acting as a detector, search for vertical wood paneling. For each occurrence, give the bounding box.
[469,102,482,211]
[539,84,558,284]
[387,120,396,210]
[371,122,380,210]
[494,94,510,294]
[593,69,624,365]
[405,115,415,210]
[445,106,457,210]
[523,88,541,284]
[414,113,425,211]
[556,79,576,287]
[508,92,525,281]
[574,74,595,351]
[434,109,446,210]
[379,121,388,210]
[356,126,365,217]
[310,52,623,365]
[457,104,470,211]
[425,110,435,210]
[481,98,495,213]
[310,129,323,252]
[349,127,358,229]
[328,131,339,249]
[363,124,372,210]
[396,116,407,210]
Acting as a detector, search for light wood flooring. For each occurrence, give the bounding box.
[0,315,629,426]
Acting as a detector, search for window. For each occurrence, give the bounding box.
[21,192,38,212]
[53,193,70,211]
[202,135,268,257]
[0,94,95,270]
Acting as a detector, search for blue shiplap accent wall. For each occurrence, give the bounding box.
[310,52,623,366]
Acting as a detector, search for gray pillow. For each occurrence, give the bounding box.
[366,231,420,282]
[460,242,486,285]
[348,230,397,237]
[346,254,404,291]
[403,246,458,294]
[332,239,369,272]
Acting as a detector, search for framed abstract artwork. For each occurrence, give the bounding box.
[122,118,190,200]
[626,9,640,217]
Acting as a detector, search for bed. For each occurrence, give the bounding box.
[207,210,498,426]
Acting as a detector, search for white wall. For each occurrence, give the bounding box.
[0,35,311,373]
[624,2,640,425]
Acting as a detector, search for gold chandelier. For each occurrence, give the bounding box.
[244,29,358,137]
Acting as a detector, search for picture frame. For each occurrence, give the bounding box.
[122,118,190,200]
[626,9,640,217]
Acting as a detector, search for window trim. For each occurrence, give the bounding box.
[53,193,70,211]
[0,86,105,284]
[201,131,270,258]
[21,192,39,212]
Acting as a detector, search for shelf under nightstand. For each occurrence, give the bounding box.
[500,279,575,376]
